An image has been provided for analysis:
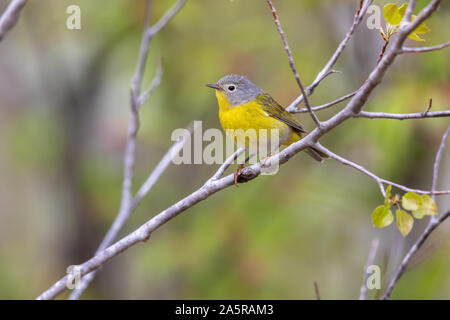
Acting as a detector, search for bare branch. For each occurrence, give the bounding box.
[138,58,164,107]
[313,282,321,300]
[313,143,450,196]
[68,0,187,300]
[381,210,450,300]
[286,0,373,112]
[266,0,321,127]
[355,110,450,120]
[68,132,190,299]
[208,147,245,182]
[132,0,186,99]
[430,125,450,222]
[359,238,380,300]
[402,0,417,24]
[381,125,450,300]
[0,0,27,41]
[292,91,357,114]
[400,41,450,53]
[310,0,373,93]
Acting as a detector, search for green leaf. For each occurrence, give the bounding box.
[396,209,414,236]
[372,205,394,228]
[383,4,403,25]
[384,185,392,207]
[402,192,422,211]
[408,32,425,42]
[413,195,437,218]
[412,18,430,34]
[398,3,407,17]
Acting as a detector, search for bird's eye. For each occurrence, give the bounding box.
[227,85,236,92]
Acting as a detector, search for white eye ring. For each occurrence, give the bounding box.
[227,85,236,92]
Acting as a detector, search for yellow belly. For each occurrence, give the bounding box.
[217,94,301,150]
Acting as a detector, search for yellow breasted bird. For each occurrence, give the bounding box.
[206,74,327,184]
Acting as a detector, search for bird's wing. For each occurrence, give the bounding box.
[256,93,307,133]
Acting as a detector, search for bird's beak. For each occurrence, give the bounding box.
[205,83,221,90]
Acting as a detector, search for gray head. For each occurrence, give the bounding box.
[206,74,263,106]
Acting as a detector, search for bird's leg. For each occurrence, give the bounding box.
[260,153,273,168]
[234,164,244,186]
[233,154,253,186]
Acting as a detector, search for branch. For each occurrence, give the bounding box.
[400,41,450,53]
[38,0,445,300]
[381,210,450,300]
[313,143,450,197]
[355,110,450,120]
[137,58,164,106]
[68,0,187,300]
[286,0,373,112]
[430,125,450,223]
[208,147,245,182]
[0,0,27,41]
[68,132,189,299]
[359,238,380,300]
[266,0,321,127]
[292,90,357,114]
[381,125,450,300]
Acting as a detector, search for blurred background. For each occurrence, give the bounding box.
[0,0,449,299]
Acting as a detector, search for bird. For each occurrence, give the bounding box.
[206,74,327,185]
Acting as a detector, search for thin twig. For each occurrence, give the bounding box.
[314,143,450,196]
[266,0,321,127]
[355,110,450,120]
[359,238,380,300]
[292,91,357,114]
[138,58,164,107]
[208,148,245,182]
[381,210,450,300]
[286,0,373,112]
[314,282,321,300]
[0,0,27,41]
[430,125,450,222]
[68,133,190,299]
[424,98,432,116]
[400,41,450,53]
[381,124,450,300]
[403,0,417,24]
[68,0,187,300]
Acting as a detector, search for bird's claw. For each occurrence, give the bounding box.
[234,164,244,187]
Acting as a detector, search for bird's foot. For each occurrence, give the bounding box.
[260,154,273,168]
[234,164,244,187]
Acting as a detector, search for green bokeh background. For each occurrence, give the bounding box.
[0,0,449,299]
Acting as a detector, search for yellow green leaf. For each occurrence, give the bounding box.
[384,185,392,207]
[383,4,403,25]
[409,15,431,37]
[396,209,414,236]
[402,192,422,211]
[413,195,437,218]
[408,32,425,42]
[398,3,407,17]
[372,205,394,228]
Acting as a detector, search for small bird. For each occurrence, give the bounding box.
[206,74,327,184]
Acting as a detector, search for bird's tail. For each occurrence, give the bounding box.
[305,146,329,163]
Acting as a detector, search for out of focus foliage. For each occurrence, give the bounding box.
[0,0,449,299]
